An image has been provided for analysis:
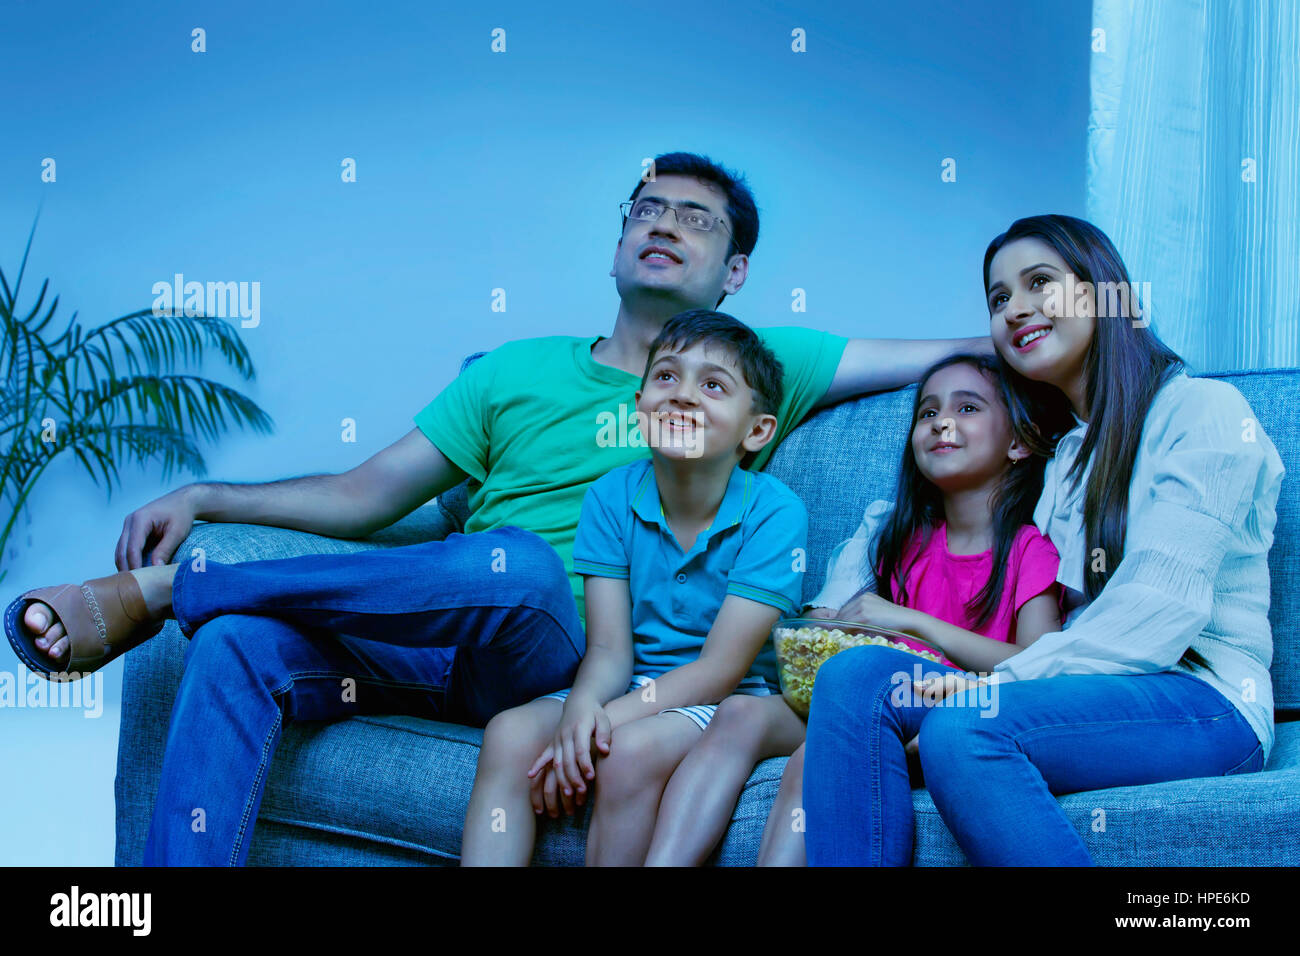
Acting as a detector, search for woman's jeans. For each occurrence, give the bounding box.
[802,646,1265,866]
[142,526,584,866]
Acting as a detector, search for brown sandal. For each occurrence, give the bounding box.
[5,572,166,681]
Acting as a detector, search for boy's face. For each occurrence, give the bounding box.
[610,174,748,310]
[635,341,776,463]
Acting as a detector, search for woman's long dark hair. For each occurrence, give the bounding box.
[983,214,1208,670]
[870,353,1072,631]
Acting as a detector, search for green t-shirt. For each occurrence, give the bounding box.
[413,327,848,627]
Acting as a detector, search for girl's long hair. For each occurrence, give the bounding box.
[870,353,1072,630]
[982,214,1208,669]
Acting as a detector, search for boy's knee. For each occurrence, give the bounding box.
[481,707,547,764]
[596,725,668,794]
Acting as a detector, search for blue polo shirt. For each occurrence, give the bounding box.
[572,458,808,691]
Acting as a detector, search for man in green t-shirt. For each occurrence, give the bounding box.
[12,152,988,865]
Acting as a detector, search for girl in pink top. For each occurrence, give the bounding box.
[754,351,1073,864]
[642,352,1072,866]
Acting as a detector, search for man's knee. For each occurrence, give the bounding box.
[479,527,564,576]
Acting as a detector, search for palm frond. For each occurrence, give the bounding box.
[0,215,274,578]
[69,310,257,380]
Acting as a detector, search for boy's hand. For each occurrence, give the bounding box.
[837,590,918,634]
[527,751,577,818]
[530,698,611,805]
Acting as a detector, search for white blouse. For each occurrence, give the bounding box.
[991,369,1285,759]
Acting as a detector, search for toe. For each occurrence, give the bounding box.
[24,601,52,638]
[46,624,70,666]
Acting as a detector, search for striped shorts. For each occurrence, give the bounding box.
[538,674,777,732]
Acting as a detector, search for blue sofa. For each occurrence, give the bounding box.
[115,365,1300,865]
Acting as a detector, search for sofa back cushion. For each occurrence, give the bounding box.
[440,354,1298,712]
[763,369,1300,713]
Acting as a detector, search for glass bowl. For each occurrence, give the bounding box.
[771,617,947,719]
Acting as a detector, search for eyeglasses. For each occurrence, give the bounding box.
[619,199,736,252]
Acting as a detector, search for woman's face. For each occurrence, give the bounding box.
[987,237,1096,399]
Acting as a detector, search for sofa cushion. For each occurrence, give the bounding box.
[238,713,1300,866]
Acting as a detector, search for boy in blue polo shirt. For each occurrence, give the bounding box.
[461,310,807,866]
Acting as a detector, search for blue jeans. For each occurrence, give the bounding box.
[802,646,1265,866]
[142,526,584,866]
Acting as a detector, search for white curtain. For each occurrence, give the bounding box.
[1088,0,1299,372]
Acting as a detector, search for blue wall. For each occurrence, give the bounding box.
[0,0,1090,864]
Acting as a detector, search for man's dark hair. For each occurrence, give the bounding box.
[627,152,760,260]
[641,310,784,422]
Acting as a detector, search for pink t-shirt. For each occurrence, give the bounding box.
[887,523,1061,666]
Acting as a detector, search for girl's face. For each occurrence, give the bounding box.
[911,362,1029,491]
[986,237,1096,398]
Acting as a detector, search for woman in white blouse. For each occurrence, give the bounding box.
[802,214,1285,865]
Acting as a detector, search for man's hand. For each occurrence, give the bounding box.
[837,590,919,634]
[115,486,201,570]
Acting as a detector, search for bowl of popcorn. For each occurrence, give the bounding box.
[771,618,947,719]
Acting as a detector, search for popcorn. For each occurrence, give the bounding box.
[773,622,945,718]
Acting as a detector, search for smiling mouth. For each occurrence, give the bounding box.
[640,248,682,264]
[930,443,960,453]
[1014,326,1052,349]
[660,413,700,431]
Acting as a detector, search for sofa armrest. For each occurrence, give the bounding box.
[113,500,458,865]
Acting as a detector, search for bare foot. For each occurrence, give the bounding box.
[25,565,178,666]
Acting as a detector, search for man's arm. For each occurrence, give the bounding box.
[815,335,995,408]
[116,428,467,568]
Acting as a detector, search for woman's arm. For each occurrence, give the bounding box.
[901,585,1060,672]
[993,386,1283,684]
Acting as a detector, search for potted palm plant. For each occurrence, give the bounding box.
[0,220,273,583]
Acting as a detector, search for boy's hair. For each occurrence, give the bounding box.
[870,353,1072,630]
[627,152,759,260]
[642,310,784,420]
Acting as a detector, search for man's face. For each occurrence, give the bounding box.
[634,341,774,463]
[610,174,748,310]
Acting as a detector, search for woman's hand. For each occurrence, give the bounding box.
[912,673,987,704]
[837,590,919,634]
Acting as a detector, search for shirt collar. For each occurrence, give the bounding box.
[631,460,752,540]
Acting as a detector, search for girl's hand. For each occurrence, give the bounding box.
[912,673,987,704]
[837,590,918,634]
